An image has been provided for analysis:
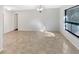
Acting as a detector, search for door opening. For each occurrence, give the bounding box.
[14,13,18,31]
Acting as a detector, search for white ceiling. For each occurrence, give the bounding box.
[4,5,62,11]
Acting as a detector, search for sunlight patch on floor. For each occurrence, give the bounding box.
[39,24,55,37]
[63,42,69,53]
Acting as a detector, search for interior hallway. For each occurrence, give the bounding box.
[3,31,79,54]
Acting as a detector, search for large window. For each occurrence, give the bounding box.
[65,5,79,38]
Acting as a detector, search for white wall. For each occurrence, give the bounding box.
[60,5,79,49]
[18,8,60,32]
[0,6,4,50]
[4,10,15,33]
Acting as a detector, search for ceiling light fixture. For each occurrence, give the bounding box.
[37,5,43,13]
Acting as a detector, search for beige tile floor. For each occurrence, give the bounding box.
[2,31,79,54]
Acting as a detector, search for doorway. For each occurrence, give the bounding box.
[14,13,18,31]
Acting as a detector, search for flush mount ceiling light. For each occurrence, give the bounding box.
[36,5,44,13]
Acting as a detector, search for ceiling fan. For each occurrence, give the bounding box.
[36,5,44,13]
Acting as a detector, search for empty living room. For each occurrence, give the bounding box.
[0,5,79,54]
